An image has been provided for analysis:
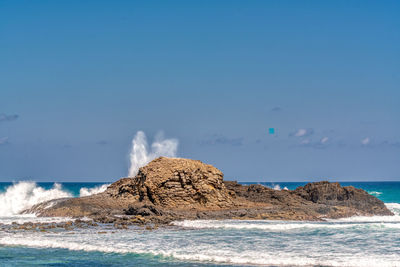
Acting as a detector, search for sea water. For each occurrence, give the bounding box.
[0,181,399,267]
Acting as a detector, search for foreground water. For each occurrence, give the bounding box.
[0,181,399,266]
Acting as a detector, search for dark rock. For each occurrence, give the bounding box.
[124,204,163,216]
[293,181,392,216]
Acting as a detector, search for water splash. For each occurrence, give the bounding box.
[0,182,113,216]
[368,191,383,196]
[0,182,72,216]
[270,184,288,191]
[79,184,110,197]
[272,184,281,190]
[128,131,178,177]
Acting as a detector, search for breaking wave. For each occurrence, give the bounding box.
[0,182,72,216]
[368,191,383,196]
[270,184,289,190]
[329,203,400,222]
[173,219,400,231]
[1,226,400,267]
[79,184,110,197]
[0,182,111,216]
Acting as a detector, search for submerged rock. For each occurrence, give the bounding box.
[25,157,393,223]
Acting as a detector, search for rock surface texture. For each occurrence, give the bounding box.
[293,181,391,218]
[106,157,235,208]
[26,157,393,224]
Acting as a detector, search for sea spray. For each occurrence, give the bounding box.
[270,184,289,191]
[0,182,112,216]
[0,182,72,216]
[128,131,178,177]
[79,184,110,197]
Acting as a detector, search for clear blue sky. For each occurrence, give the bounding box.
[1,0,399,182]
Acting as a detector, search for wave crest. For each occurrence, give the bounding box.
[0,182,112,216]
[0,182,72,216]
[79,184,110,197]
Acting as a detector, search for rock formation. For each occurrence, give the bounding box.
[25,157,393,224]
[293,181,392,218]
[106,157,235,208]
[224,180,392,219]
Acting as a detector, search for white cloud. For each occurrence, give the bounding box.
[320,137,329,144]
[300,139,310,145]
[0,114,19,122]
[298,136,331,149]
[361,137,370,145]
[201,134,243,146]
[291,128,314,137]
[0,137,9,145]
[295,129,307,137]
[270,107,282,112]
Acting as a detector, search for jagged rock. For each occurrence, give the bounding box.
[225,180,393,218]
[105,178,139,200]
[293,181,392,216]
[106,157,236,208]
[223,181,308,205]
[124,204,163,216]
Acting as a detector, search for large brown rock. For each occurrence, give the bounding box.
[106,157,236,208]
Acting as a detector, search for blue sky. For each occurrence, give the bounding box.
[1,0,399,182]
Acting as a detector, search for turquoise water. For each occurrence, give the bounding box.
[0,246,236,267]
[0,181,399,267]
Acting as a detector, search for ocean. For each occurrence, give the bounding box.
[0,181,399,267]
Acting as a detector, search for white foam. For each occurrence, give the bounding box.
[329,203,400,223]
[0,181,114,220]
[0,215,73,225]
[1,228,400,267]
[386,203,400,213]
[171,252,400,267]
[79,184,110,197]
[173,219,400,231]
[0,182,72,216]
[272,184,282,190]
[268,184,289,191]
[368,191,383,196]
